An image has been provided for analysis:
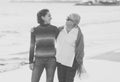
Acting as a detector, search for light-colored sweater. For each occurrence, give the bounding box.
[58,26,84,76]
[56,26,78,67]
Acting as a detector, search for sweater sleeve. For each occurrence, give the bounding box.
[29,28,36,64]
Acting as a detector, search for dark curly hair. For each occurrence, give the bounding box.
[37,9,49,25]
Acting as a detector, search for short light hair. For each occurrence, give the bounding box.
[69,13,81,25]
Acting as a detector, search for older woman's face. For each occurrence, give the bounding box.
[42,12,52,24]
[66,14,80,28]
[66,16,75,28]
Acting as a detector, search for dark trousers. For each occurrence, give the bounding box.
[31,57,56,82]
[57,59,78,82]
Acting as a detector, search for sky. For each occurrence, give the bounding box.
[0,0,9,3]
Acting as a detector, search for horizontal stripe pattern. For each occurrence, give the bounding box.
[35,49,56,57]
[33,25,58,57]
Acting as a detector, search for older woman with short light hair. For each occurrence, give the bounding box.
[56,13,84,82]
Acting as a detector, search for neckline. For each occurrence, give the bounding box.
[64,26,73,34]
[40,24,50,27]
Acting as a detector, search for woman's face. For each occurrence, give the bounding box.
[65,16,75,29]
[42,12,52,24]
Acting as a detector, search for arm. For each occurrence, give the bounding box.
[55,26,64,39]
[55,27,60,39]
[58,26,64,32]
[29,28,35,64]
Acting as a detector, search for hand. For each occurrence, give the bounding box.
[29,63,34,70]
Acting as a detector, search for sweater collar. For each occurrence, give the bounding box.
[40,24,50,27]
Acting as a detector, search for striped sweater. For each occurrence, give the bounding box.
[29,24,59,63]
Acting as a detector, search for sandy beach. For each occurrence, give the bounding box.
[0,59,120,82]
[0,1,120,82]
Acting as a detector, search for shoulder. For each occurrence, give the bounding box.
[75,26,83,41]
[49,24,57,28]
[49,25,59,32]
[76,26,82,35]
